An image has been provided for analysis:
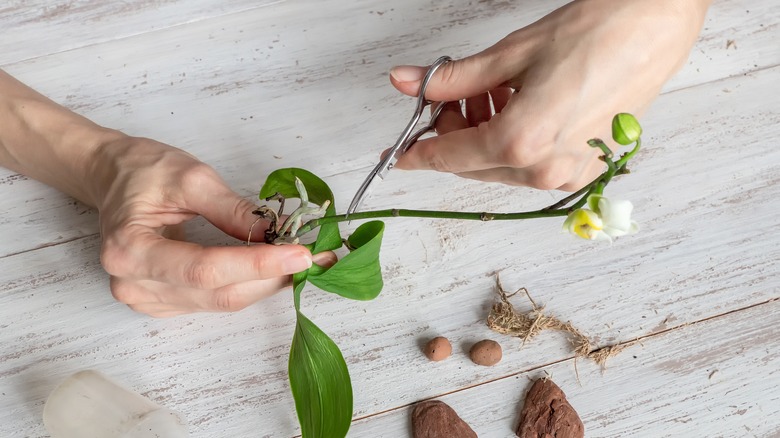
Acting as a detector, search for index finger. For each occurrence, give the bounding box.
[105,230,313,290]
[394,112,511,174]
[395,92,559,174]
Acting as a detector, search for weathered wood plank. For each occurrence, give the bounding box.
[0,0,282,66]
[350,299,780,437]
[0,65,778,436]
[0,0,778,257]
[1,1,779,437]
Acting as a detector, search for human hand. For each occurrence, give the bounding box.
[0,70,333,317]
[389,0,711,191]
[90,136,334,317]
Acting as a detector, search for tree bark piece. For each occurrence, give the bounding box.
[412,400,477,438]
[516,378,584,438]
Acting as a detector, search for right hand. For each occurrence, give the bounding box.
[389,0,710,191]
[90,135,334,317]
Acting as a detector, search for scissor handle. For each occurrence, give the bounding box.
[377,55,452,178]
[346,56,453,216]
[401,100,449,154]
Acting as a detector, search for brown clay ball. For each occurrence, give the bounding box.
[423,337,452,362]
[469,339,502,366]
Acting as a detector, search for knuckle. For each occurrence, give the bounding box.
[558,175,588,192]
[184,260,219,288]
[100,241,131,277]
[437,61,461,88]
[212,289,250,312]
[420,145,452,173]
[528,162,572,191]
[110,278,140,304]
[179,162,218,190]
[251,253,271,276]
[502,133,550,169]
[233,198,256,221]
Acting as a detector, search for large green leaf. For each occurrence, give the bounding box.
[289,312,353,438]
[308,221,384,301]
[259,168,341,253]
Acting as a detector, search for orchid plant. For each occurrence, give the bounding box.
[255,113,643,437]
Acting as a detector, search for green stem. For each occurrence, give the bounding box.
[543,174,601,210]
[291,136,642,239]
[616,138,641,168]
[572,137,641,207]
[296,207,569,237]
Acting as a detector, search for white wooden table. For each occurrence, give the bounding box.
[1,1,778,437]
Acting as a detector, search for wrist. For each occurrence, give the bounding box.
[15,97,126,207]
[0,71,127,206]
[69,123,128,208]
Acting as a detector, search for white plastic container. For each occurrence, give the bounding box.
[43,370,188,438]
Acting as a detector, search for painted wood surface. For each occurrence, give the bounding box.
[0,0,282,66]
[1,0,779,258]
[0,1,778,437]
[350,299,780,437]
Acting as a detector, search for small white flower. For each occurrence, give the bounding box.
[591,195,639,238]
[563,208,605,240]
[563,194,639,242]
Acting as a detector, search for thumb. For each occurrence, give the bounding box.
[185,179,270,242]
[389,45,519,102]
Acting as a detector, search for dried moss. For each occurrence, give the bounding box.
[487,275,638,370]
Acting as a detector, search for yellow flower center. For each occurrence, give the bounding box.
[571,209,603,240]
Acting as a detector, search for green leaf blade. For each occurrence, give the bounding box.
[308,221,384,301]
[259,168,342,253]
[289,312,353,438]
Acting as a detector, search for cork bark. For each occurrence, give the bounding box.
[516,379,584,438]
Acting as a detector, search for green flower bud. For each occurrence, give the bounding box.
[611,113,642,145]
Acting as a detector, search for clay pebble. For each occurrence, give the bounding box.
[469,339,502,366]
[423,337,452,362]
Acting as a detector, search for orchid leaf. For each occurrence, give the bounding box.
[259,168,341,253]
[289,311,352,438]
[308,221,384,301]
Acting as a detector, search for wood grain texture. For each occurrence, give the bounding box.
[0,65,778,436]
[0,0,778,437]
[350,299,780,437]
[0,0,282,66]
[0,0,778,257]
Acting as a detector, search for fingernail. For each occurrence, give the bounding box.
[390,65,427,83]
[284,249,313,273]
[312,251,337,268]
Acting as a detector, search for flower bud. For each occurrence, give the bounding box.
[611,113,642,145]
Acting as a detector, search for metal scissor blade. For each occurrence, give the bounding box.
[345,105,424,216]
[346,100,446,217]
[345,56,453,217]
[346,159,386,216]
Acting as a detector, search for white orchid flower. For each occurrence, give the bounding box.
[563,195,639,242]
[562,208,605,240]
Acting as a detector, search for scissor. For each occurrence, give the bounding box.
[346,55,455,216]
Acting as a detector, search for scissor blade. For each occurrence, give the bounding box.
[346,160,386,216]
[347,56,453,217]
